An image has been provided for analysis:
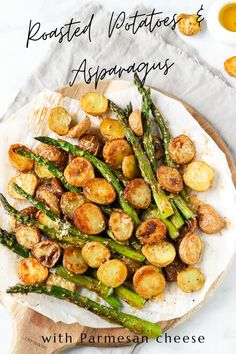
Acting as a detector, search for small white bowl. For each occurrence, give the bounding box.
[207,0,236,46]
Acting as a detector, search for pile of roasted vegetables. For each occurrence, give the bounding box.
[0,74,226,338]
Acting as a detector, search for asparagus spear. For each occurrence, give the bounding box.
[0,228,30,258]
[17,141,141,226]
[171,195,195,220]
[7,284,161,338]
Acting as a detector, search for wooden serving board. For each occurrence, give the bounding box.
[1,81,236,354]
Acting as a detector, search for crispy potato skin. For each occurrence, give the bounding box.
[80,92,108,116]
[18,257,48,285]
[97,259,127,288]
[63,247,88,274]
[152,136,165,160]
[50,178,64,197]
[183,161,215,192]
[179,233,202,265]
[20,206,38,220]
[15,225,41,250]
[177,267,205,292]
[8,144,34,172]
[128,110,143,136]
[47,106,72,135]
[168,135,195,165]
[82,241,111,268]
[188,195,203,213]
[118,257,142,279]
[124,178,151,209]
[64,157,95,187]
[36,185,60,217]
[83,178,116,205]
[103,139,133,169]
[198,204,226,234]
[157,165,183,193]
[31,240,61,268]
[224,56,236,77]
[60,191,86,219]
[164,257,187,282]
[177,14,201,36]
[133,265,166,299]
[35,143,68,168]
[122,155,140,179]
[79,134,102,157]
[73,202,106,235]
[46,274,77,292]
[7,173,38,200]
[109,211,134,241]
[142,241,176,267]
[100,118,125,140]
[67,117,91,138]
[136,218,167,245]
[179,218,197,241]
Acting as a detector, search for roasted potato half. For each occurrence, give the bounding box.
[100,118,125,140]
[142,241,176,267]
[64,157,95,187]
[103,139,133,169]
[7,173,38,200]
[168,135,195,165]
[8,144,34,172]
[60,191,86,219]
[157,165,183,193]
[20,206,38,220]
[188,194,203,213]
[133,265,166,299]
[34,163,53,179]
[83,178,116,205]
[224,56,236,77]
[177,267,205,292]
[198,204,226,234]
[18,257,48,285]
[47,106,72,135]
[63,247,88,275]
[36,210,59,230]
[128,110,143,136]
[109,211,134,241]
[50,178,64,197]
[136,218,167,245]
[177,14,201,36]
[152,136,165,160]
[122,155,140,179]
[36,185,60,217]
[82,241,111,268]
[67,116,91,138]
[164,257,187,282]
[183,161,215,192]
[97,259,127,288]
[179,233,202,265]
[124,178,151,209]
[179,218,197,240]
[80,92,108,116]
[73,202,106,235]
[32,241,61,268]
[15,225,41,250]
[46,274,77,292]
[79,134,102,157]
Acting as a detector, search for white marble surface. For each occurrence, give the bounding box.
[0,1,236,353]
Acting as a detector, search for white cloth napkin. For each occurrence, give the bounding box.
[2,3,236,354]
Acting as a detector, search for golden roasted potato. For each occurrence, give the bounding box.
[15,225,40,250]
[46,274,77,292]
[179,218,197,240]
[82,241,111,268]
[177,267,205,292]
[7,173,38,200]
[124,178,151,209]
[97,259,127,288]
[83,178,116,205]
[32,241,61,268]
[50,178,64,197]
[36,210,59,230]
[67,117,91,138]
[60,191,86,219]
[63,247,88,275]
[152,136,165,160]
[18,257,48,285]
[80,92,108,116]
[73,202,106,235]
[183,161,215,192]
[224,56,236,77]
[164,257,187,282]
[142,241,176,267]
[20,206,38,220]
[133,265,166,299]
[189,194,203,213]
[128,110,143,136]
[177,14,201,36]
[122,155,140,179]
[36,185,60,217]
[100,118,125,140]
[179,233,202,265]
[109,211,134,241]
[103,139,133,169]
[136,218,167,245]
[8,144,34,172]
[79,134,102,157]
[47,106,72,135]
[157,165,183,193]
[34,163,53,179]
[64,157,95,187]
[198,204,226,234]
[168,135,195,165]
